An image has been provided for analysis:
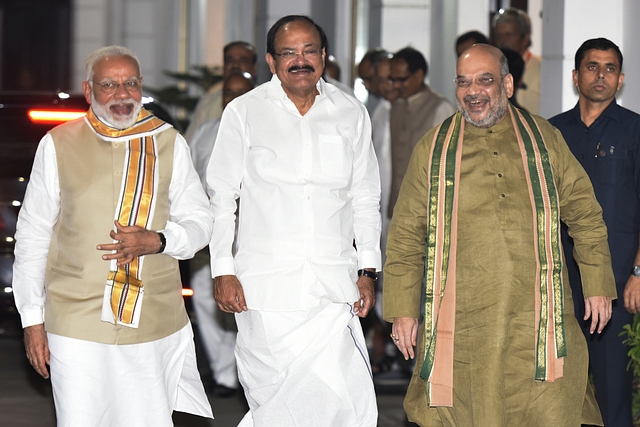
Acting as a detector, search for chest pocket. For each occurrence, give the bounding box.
[318,134,352,180]
[596,148,634,186]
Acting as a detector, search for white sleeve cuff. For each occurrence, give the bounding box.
[210,256,236,278]
[20,309,45,329]
[358,250,382,272]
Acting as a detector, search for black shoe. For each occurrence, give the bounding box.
[213,384,237,398]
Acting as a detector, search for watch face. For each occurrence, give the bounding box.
[634,266,640,277]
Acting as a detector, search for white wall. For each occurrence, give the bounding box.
[379,0,431,56]
[541,0,624,118]
[72,0,182,91]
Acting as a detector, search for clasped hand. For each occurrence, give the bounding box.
[96,220,162,266]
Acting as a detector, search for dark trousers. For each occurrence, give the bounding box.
[574,289,635,427]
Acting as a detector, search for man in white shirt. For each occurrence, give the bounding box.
[184,41,258,142]
[12,45,214,426]
[207,15,381,427]
[189,71,254,397]
[492,8,541,114]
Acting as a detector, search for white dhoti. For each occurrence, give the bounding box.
[235,289,378,427]
[48,323,213,427]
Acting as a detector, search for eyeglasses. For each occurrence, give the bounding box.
[273,49,322,60]
[91,78,142,94]
[453,76,502,89]
[388,74,413,84]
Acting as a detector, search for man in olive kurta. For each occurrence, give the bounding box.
[383,44,616,427]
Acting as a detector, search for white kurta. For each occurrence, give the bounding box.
[13,117,214,423]
[190,117,239,389]
[207,75,381,426]
[208,75,382,309]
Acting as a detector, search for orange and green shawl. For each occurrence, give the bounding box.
[421,105,566,406]
[86,107,171,328]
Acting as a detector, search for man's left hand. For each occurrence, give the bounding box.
[623,275,640,314]
[97,220,163,266]
[353,275,375,318]
[584,295,612,334]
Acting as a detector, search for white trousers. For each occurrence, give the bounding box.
[48,323,213,427]
[191,262,238,388]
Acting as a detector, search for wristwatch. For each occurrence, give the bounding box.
[633,265,640,278]
[358,269,378,282]
[157,232,166,254]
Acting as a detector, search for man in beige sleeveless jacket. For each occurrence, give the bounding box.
[12,46,214,426]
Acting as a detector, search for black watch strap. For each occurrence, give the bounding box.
[158,232,166,254]
[358,269,378,281]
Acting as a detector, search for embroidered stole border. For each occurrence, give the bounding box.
[86,107,167,140]
[420,107,565,407]
[106,136,157,326]
[420,113,463,407]
[86,108,163,327]
[509,105,566,381]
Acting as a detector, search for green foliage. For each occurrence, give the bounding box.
[145,65,224,129]
[621,315,640,377]
[620,315,640,424]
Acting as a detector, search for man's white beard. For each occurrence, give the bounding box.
[91,91,143,129]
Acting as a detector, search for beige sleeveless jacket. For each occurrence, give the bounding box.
[44,118,188,344]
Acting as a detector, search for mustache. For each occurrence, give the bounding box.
[288,65,315,73]
[463,94,490,102]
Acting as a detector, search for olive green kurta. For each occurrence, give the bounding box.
[383,113,617,427]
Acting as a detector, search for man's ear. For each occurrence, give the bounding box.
[617,72,625,92]
[266,53,276,74]
[503,73,514,99]
[82,81,92,104]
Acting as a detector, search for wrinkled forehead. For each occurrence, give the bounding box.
[274,21,321,49]
[93,55,140,80]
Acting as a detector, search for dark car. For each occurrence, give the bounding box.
[0,91,187,336]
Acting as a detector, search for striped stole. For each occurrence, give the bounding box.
[86,108,169,328]
[421,105,565,407]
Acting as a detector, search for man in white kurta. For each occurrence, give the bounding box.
[189,72,254,396]
[207,15,380,427]
[12,46,213,426]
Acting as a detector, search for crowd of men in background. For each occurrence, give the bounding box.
[178,6,637,427]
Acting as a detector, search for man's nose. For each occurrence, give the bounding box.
[467,80,482,94]
[114,83,132,97]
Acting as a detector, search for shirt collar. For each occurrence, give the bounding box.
[569,98,621,125]
[265,74,335,106]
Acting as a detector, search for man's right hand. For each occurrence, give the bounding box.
[392,317,419,361]
[214,275,248,313]
[24,324,50,379]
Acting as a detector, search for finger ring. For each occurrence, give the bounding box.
[390,333,395,339]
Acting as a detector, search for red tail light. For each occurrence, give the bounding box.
[28,109,86,124]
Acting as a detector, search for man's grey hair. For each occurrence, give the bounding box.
[492,8,531,37]
[85,46,141,81]
[500,53,510,77]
